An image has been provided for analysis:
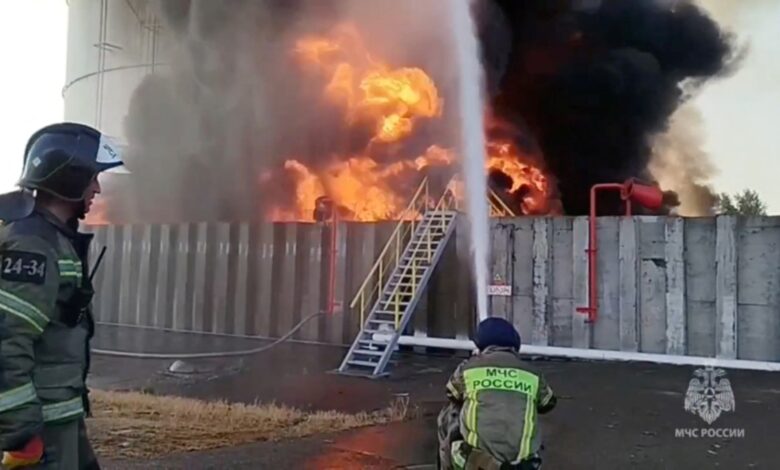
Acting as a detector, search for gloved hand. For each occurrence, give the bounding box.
[2,436,44,469]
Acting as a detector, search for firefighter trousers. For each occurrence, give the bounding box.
[437,403,543,470]
[30,419,99,470]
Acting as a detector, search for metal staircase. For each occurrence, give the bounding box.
[338,178,515,378]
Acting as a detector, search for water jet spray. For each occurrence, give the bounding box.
[452,0,491,323]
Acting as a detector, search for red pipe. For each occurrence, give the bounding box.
[327,212,338,316]
[576,183,632,323]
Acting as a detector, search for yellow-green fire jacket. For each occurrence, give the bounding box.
[445,346,557,463]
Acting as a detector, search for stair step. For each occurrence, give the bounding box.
[383,285,415,293]
[362,322,400,331]
[408,243,442,249]
[406,253,436,258]
[389,277,422,284]
[388,282,420,295]
[399,257,431,264]
[391,273,423,279]
[383,292,414,298]
[372,314,402,321]
[391,283,422,289]
[397,263,429,269]
[380,297,411,303]
[338,212,457,378]
[399,254,431,259]
[412,235,443,241]
[408,243,442,248]
[347,359,379,368]
[406,244,440,250]
[383,287,414,293]
[388,284,417,291]
[383,285,416,293]
[378,303,411,309]
[377,307,410,313]
[352,349,384,357]
[373,309,403,315]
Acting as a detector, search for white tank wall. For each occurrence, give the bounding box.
[64,0,167,138]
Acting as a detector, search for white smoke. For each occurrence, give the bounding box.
[649,103,718,216]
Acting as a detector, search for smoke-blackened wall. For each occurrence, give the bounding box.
[477,0,738,215]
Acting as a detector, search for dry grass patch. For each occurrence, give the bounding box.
[87,389,413,459]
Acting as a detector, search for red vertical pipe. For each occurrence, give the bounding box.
[327,214,338,316]
[577,183,626,323]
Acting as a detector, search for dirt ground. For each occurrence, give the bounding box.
[86,389,412,460]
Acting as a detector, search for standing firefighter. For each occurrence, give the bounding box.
[437,318,557,470]
[0,123,123,469]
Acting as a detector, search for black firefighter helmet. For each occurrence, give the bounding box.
[0,122,124,220]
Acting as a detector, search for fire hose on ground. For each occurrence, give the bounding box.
[89,311,326,360]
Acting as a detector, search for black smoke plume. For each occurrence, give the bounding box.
[477,0,738,214]
[104,0,738,223]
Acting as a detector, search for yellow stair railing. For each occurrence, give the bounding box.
[379,178,463,328]
[349,177,432,329]
[349,177,516,329]
[442,179,517,217]
[489,188,516,217]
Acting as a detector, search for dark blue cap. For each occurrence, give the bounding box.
[475,317,521,351]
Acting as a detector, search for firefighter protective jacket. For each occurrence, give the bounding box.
[0,209,95,450]
[445,345,556,463]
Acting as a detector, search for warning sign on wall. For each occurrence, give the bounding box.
[488,273,512,296]
[488,285,512,296]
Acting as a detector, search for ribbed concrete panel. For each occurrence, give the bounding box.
[83,216,780,362]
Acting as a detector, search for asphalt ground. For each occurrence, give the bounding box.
[92,325,780,469]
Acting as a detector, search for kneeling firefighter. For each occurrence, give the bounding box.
[437,318,557,470]
[0,123,123,469]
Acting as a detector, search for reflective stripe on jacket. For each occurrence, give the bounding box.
[0,210,93,450]
[445,346,555,463]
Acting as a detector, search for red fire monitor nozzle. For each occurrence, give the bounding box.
[576,179,664,323]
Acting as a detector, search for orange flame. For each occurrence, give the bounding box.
[267,25,558,222]
[295,25,442,144]
[273,145,454,222]
[486,140,558,215]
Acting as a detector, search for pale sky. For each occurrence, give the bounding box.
[0,1,777,214]
[696,0,780,214]
[0,2,67,193]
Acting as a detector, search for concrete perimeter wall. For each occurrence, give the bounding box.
[86,216,780,362]
[86,219,475,346]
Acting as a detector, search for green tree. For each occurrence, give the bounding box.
[715,189,767,216]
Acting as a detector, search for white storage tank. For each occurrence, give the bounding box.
[63,0,167,138]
